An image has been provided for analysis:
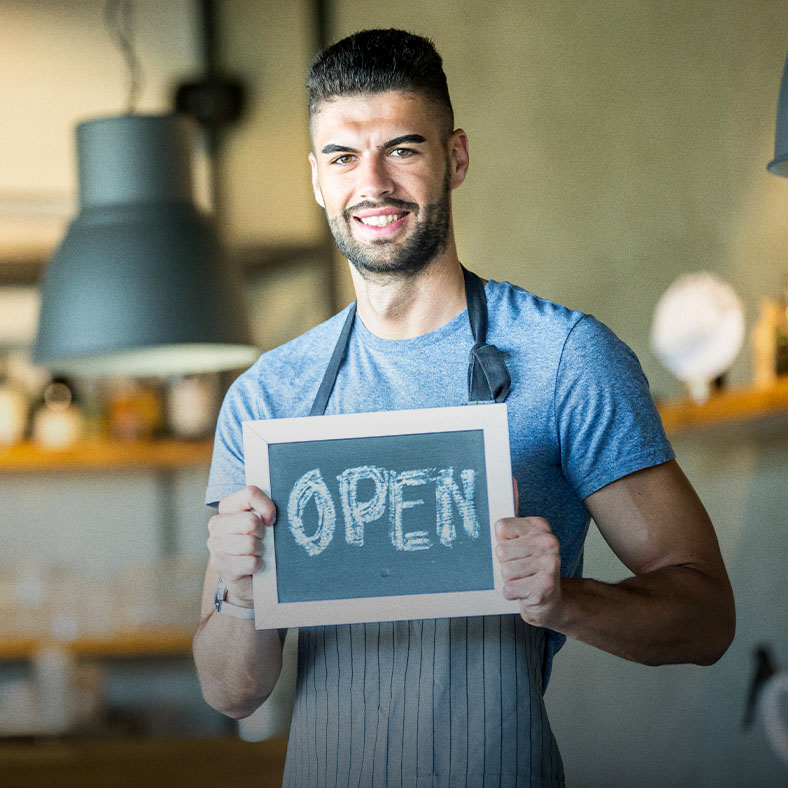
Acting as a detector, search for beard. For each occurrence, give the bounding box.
[327,170,452,278]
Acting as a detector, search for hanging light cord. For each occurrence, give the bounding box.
[104,0,144,113]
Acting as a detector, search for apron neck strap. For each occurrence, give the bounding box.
[309,302,357,417]
[309,268,511,416]
[463,267,511,404]
[463,265,489,346]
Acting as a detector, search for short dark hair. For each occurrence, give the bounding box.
[306,28,454,138]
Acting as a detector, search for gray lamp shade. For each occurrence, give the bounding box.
[33,114,259,376]
[768,50,788,176]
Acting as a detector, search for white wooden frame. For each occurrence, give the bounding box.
[243,403,519,629]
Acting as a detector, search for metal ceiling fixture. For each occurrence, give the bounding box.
[33,0,256,377]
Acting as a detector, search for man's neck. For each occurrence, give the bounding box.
[349,256,467,340]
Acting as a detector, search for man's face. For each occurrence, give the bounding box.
[309,91,466,278]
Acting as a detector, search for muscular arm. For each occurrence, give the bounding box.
[192,486,286,718]
[496,460,735,666]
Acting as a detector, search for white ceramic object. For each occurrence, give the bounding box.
[650,272,745,401]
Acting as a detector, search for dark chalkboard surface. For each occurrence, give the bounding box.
[244,404,517,628]
[269,429,492,603]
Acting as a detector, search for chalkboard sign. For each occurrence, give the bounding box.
[243,404,518,628]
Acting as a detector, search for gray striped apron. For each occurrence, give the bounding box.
[283,269,565,787]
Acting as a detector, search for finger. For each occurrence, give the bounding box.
[208,511,266,543]
[498,553,559,583]
[495,530,560,562]
[494,516,552,542]
[502,572,557,604]
[499,557,538,583]
[512,476,519,515]
[218,485,277,525]
[208,532,263,558]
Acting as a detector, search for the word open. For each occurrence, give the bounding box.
[286,464,480,557]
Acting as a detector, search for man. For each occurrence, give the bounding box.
[193,28,734,788]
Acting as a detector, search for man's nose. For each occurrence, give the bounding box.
[358,156,394,200]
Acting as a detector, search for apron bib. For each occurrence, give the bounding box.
[309,267,511,416]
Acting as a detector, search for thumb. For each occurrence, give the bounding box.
[512,476,519,515]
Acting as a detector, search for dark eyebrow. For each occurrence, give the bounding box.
[320,134,427,156]
[381,134,426,149]
[321,143,359,155]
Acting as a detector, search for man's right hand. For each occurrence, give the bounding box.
[207,485,277,608]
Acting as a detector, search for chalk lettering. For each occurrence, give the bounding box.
[389,469,433,552]
[287,468,336,557]
[287,464,481,555]
[435,467,480,546]
[337,465,388,546]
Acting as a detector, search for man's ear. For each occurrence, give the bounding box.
[308,152,326,208]
[448,128,469,190]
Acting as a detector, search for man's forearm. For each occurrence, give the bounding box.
[551,566,735,666]
[193,612,283,719]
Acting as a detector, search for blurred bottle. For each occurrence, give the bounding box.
[777,275,788,377]
[752,297,779,388]
[31,378,84,448]
[165,373,220,439]
[105,379,163,440]
[33,645,76,734]
[0,374,29,445]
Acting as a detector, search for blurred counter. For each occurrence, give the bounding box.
[0,734,288,788]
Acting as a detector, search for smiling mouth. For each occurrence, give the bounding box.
[354,212,409,227]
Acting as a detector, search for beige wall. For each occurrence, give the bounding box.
[215,0,324,247]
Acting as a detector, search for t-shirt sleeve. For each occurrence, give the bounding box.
[204,374,259,508]
[554,314,674,500]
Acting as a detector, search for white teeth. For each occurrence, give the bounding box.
[358,214,403,227]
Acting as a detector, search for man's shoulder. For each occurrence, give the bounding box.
[225,304,354,416]
[484,278,637,379]
[485,278,588,341]
[256,304,353,370]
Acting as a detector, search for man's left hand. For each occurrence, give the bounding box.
[495,514,563,629]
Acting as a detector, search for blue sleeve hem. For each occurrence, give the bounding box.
[573,445,676,501]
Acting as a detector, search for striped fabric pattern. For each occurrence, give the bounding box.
[283,615,565,787]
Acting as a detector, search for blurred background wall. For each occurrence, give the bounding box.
[1,1,787,785]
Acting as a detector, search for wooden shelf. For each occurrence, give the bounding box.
[1,381,787,472]
[0,628,195,661]
[657,378,788,436]
[0,438,213,472]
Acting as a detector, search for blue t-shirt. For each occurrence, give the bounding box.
[205,278,673,787]
[208,278,672,585]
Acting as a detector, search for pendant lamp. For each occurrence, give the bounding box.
[33,113,258,376]
[768,50,788,176]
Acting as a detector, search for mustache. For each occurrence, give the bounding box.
[344,198,419,220]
